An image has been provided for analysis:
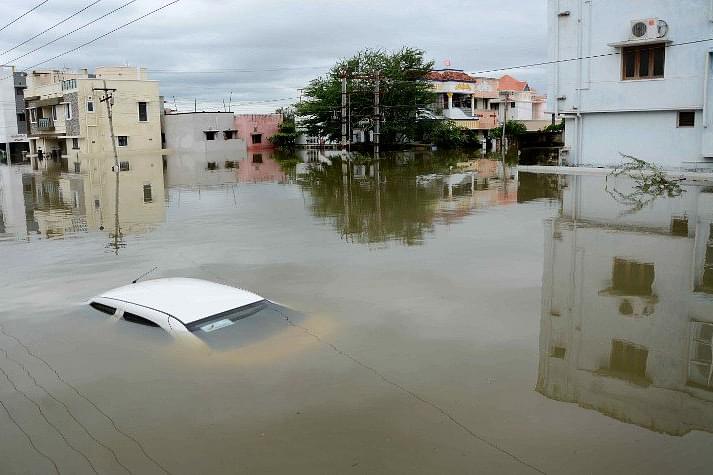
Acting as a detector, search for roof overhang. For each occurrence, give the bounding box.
[608,38,672,48]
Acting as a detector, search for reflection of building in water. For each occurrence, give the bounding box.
[6,153,165,241]
[0,165,30,240]
[537,175,713,435]
[237,151,288,184]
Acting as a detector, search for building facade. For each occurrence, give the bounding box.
[548,0,713,168]
[163,111,246,170]
[234,113,283,151]
[0,66,29,163]
[24,66,162,169]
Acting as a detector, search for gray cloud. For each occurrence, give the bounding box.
[0,0,547,112]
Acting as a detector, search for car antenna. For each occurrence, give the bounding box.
[132,267,158,284]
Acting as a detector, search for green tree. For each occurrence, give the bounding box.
[270,109,300,150]
[420,120,481,149]
[296,47,435,146]
[490,120,527,140]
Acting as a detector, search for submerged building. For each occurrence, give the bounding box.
[0,66,29,163]
[24,66,162,169]
[547,0,713,168]
[235,113,282,151]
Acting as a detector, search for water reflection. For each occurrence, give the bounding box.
[296,151,522,246]
[537,174,713,435]
[0,154,166,245]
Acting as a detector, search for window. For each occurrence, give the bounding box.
[622,44,665,80]
[678,111,695,128]
[29,108,37,123]
[207,162,218,170]
[671,216,689,236]
[612,258,655,296]
[64,103,71,120]
[138,102,148,122]
[72,138,79,150]
[123,312,160,327]
[609,340,649,379]
[224,160,235,169]
[51,105,58,121]
[15,87,23,96]
[252,153,263,163]
[551,347,566,359]
[119,161,130,171]
[223,130,237,140]
[204,131,217,141]
[143,184,152,203]
[17,112,25,123]
[61,79,77,90]
[90,302,116,315]
[117,136,128,147]
[251,133,262,145]
[87,98,94,112]
[688,321,713,391]
[510,102,516,109]
[74,162,81,173]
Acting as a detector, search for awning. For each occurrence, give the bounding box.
[608,38,672,48]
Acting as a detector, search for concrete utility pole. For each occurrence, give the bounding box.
[501,92,509,164]
[341,72,348,155]
[94,80,121,254]
[373,70,380,161]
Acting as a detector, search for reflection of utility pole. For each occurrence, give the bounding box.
[94,80,121,254]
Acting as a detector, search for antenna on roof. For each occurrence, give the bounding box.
[132,267,158,284]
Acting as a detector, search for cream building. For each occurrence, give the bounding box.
[24,66,162,171]
[537,174,713,436]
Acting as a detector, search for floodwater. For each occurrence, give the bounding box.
[0,150,712,474]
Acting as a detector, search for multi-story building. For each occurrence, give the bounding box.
[426,70,549,142]
[24,66,162,169]
[547,0,713,168]
[538,174,713,435]
[0,66,29,163]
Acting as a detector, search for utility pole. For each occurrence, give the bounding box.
[94,80,121,254]
[501,92,509,164]
[373,70,380,161]
[341,72,348,156]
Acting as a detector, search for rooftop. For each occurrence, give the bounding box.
[426,69,480,83]
[96,278,264,324]
[498,75,530,92]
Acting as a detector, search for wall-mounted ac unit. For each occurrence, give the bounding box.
[630,18,669,40]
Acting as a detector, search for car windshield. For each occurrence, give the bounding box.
[185,300,293,351]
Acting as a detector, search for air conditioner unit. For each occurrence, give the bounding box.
[630,18,669,40]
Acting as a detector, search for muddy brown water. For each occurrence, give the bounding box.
[0,151,712,474]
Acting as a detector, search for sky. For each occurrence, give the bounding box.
[0,0,548,113]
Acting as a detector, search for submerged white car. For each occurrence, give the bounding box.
[89,278,291,348]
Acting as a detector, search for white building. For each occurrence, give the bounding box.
[538,174,713,435]
[548,0,713,169]
[163,111,246,170]
[0,66,29,163]
[489,75,548,129]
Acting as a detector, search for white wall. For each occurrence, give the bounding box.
[548,0,713,166]
[0,66,18,144]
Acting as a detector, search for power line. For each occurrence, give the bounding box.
[0,0,103,57]
[18,0,182,74]
[0,1,49,34]
[1,0,137,67]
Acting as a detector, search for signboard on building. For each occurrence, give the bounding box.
[10,134,27,142]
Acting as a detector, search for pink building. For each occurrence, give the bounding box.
[234,113,283,151]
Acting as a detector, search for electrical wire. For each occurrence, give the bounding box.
[0,1,49,34]
[0,0,103,57]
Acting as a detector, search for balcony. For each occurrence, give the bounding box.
[37,118,54,131]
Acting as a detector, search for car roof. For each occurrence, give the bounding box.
[95,278,264,324]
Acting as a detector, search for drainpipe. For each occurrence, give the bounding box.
[575,0,584,166]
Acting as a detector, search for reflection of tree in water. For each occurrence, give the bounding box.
[517,173,563,203]
[299,156,449,246]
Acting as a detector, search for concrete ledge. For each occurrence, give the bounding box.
[518,165,713,183]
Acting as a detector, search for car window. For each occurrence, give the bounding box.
[185,300,269,333]
[90,301,116,315]
[123,311,160,328]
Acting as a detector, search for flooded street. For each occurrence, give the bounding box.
[1,151,712,474]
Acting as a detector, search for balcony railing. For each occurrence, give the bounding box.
[37,117,54,131]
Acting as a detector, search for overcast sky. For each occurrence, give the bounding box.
[1,0,548,113]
